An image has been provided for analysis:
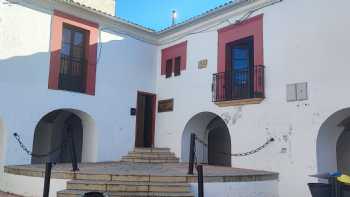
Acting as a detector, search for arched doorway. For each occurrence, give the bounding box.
[181,112,231,166]
[32,109,97,164]
[317,108,350,174]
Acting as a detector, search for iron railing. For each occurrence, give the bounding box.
[58,54,86,93]
[212,65,265,102]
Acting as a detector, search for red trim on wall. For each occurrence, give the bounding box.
[161,41,187,75]
[48,10,99,95]
[217,14,264,73]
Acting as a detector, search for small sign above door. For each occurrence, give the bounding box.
[158,99,174,113]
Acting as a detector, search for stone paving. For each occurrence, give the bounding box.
[5,161,278,182]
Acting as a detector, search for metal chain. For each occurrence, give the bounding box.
[13,133,68,158]
[195,136,274,157]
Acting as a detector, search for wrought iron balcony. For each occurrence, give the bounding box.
[212,65,265,103]
[58,54,87,93]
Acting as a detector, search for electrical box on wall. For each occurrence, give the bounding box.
[286,82,308,102]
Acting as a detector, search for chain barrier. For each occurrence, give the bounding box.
[194,135,274,157]
[13,133,68,158]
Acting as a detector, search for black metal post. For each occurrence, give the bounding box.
[188,133,196,175]
[70,133,79,172]
[43,162,52,197]
[197,164,204,197]
[67,126,79,172]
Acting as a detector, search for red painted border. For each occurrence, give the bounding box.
[135,91,157,147]
[161,41,187,75]
[48,10,99,95]
[217,14,264,72]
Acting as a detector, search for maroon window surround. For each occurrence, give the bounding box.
[217,14,264,73]
[161,41,187,76]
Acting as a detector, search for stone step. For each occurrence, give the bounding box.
[73,174,188,183]
[120,158,179,163]
[57,190,194,197]
[127,152,177,158]
[133,148,171,153]
[112,175,187,183]
[121,155,178,160]
[67,180,191,193]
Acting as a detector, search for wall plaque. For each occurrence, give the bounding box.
[158,99,174,112]
[198,59,208,69]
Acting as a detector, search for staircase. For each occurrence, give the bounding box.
[57,148,194,197]
[121,148,180,163]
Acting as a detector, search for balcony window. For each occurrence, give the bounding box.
[213,36,264,105]
[58,25,87,93]
[48,10,99,95]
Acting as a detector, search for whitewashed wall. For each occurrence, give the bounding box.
[155,0,350,197]
[0,0,157,168]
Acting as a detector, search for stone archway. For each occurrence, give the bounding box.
[181,112,231,166]
[31,109,97,164]
[317,108,350,174]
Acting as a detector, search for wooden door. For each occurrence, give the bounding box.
[135,92,156,148]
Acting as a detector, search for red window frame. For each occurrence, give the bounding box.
[217,14,264,95]
[161,41,187,77]
[48,10,99,95]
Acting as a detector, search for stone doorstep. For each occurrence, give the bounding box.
[121,156,179,160]
[120,158,179,163]
[133,148,171,153]
[57,190,194,197]
[122,155,178,159]
[126,153,177,158]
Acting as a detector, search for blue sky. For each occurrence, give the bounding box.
[116,0,232,31]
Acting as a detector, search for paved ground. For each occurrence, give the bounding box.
[5,161,278,180]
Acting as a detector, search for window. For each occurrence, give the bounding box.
[161,41,187,77]
[174,56,181,76]
[58,25,87,93]
[165,59,173,78]
[227,37,254,99]
[213,15,264,104]
[48,10,99,95]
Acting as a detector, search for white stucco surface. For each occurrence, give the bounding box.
[190,180,278,197]
[1,173,67,197]
[1,0,350,197]
[155,1,350,197]
[0,1,157,167]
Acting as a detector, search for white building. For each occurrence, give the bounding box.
[1,0,350,196]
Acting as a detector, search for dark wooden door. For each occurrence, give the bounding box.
[135,92,156,148]
[59,114,83,163]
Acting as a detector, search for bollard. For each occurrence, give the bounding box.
[197,164,204,197]
[188,133,196,175]
[43,162,52,197]
[68,128,79,172]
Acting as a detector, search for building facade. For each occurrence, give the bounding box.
[1,0,350,196]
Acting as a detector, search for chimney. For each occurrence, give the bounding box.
[73,0,116,16]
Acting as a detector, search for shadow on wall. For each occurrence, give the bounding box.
[181,112,231,167]
[32,108,97,164]
[317,108,350,175]
[0,30,157,165]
